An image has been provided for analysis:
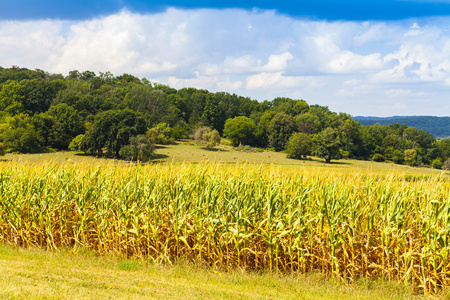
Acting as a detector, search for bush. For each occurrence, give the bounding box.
[0,142,4,156]
[391,149,404,164]
[146,123,174,144]
[223,116,256,147]
[172,125,187,140]
[192,126,221,148]
[443,158,450,170]
[68,134,85,151]
[431,157,443,169]
[372,153,385,162]
[119,135,154,162]
[286,132,312,159]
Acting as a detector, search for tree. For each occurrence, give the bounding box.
[44,103,85,149]
[391,149,405,164]
[20,78,65,114]
[192,126,221,148]
[431,157,443,169]
[255,111,276,147]
[294,113,320,135]
[3,126,45,153]
[0,80,24,117]
[1,114,45,153]
[268,113,295,151]
[438,139,450,160]
[146,123,173,144]
[404,149,417,166]
[68,134,85,152]
[82,109,146,156]
[0,142,5,156]
[286,132,312,159]
[223,116,256,146]
[207,129,221,148]
[119,135,154,162]
[312,127,342,163]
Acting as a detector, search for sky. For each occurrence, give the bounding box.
[1,1,450,116]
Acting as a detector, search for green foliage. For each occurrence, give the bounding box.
[391,149,405,164]
[255,111,276,147]
[0,80,24,117]
[119,135,154,162]
[192,126,221,148]
[443,158,450,170]
[404,149,417,166]
[207,129,221,148]
[356,116,450,139]
[1,114,45,153]
[146,123,173,144]
[4,126,45,153]
[44,103,85,149]
[438,138,450,160]
[20,78,65,114]
[68,134,85,151]
[83,109,146,156]
[268,113,295,151]
[172,124,188,140]
[0,65,445,169]
[223,116,256,147]
[286,132,312,159]
[0,142,5,156]
[372,153,385,162]
[294,113,320,135]
[431,157,443,169]
[313,127,342,163]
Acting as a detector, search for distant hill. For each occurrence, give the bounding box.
[353,116,450,139]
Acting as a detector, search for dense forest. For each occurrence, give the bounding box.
[1,66,450,168]
[354,116,450,139]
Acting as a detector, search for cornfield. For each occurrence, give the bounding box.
[0,160,449,293]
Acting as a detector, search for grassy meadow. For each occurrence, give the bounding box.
[1,143,450,298]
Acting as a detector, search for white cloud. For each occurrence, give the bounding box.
[246,72,318,90]
[1,9,450,116]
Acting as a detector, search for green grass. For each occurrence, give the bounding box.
[3,141,446,177]
[0,245,435,300]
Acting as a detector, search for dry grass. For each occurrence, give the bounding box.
[0,245,432,300]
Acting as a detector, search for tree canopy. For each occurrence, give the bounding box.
[0,66,448,169]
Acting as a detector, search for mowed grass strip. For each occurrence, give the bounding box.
[0,245,428,300]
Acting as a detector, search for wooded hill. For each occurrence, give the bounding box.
[354,116,450,139]
[1,66,450,168]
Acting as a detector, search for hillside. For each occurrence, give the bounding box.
[353,116,450,138]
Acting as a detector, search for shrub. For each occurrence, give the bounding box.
[0,142,4,156]
[68,134,85,151]
[192,127,221,148]
[372,153,385,162]
[286,132,312,159]
[443,158,450,170]
[146,123,173,144]
[119,135,154,162]
[431,157,443,169]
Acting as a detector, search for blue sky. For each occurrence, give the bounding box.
[1,0,450,116]
[3,0,450,20]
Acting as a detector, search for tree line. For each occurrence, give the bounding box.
[0,66,449,168]
[355,116,450,139]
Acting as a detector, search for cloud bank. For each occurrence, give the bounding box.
[1,8,450,116]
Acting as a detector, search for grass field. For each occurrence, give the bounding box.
[2,141,448,177]
[0,245,430,300]
[1,142,449,298]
